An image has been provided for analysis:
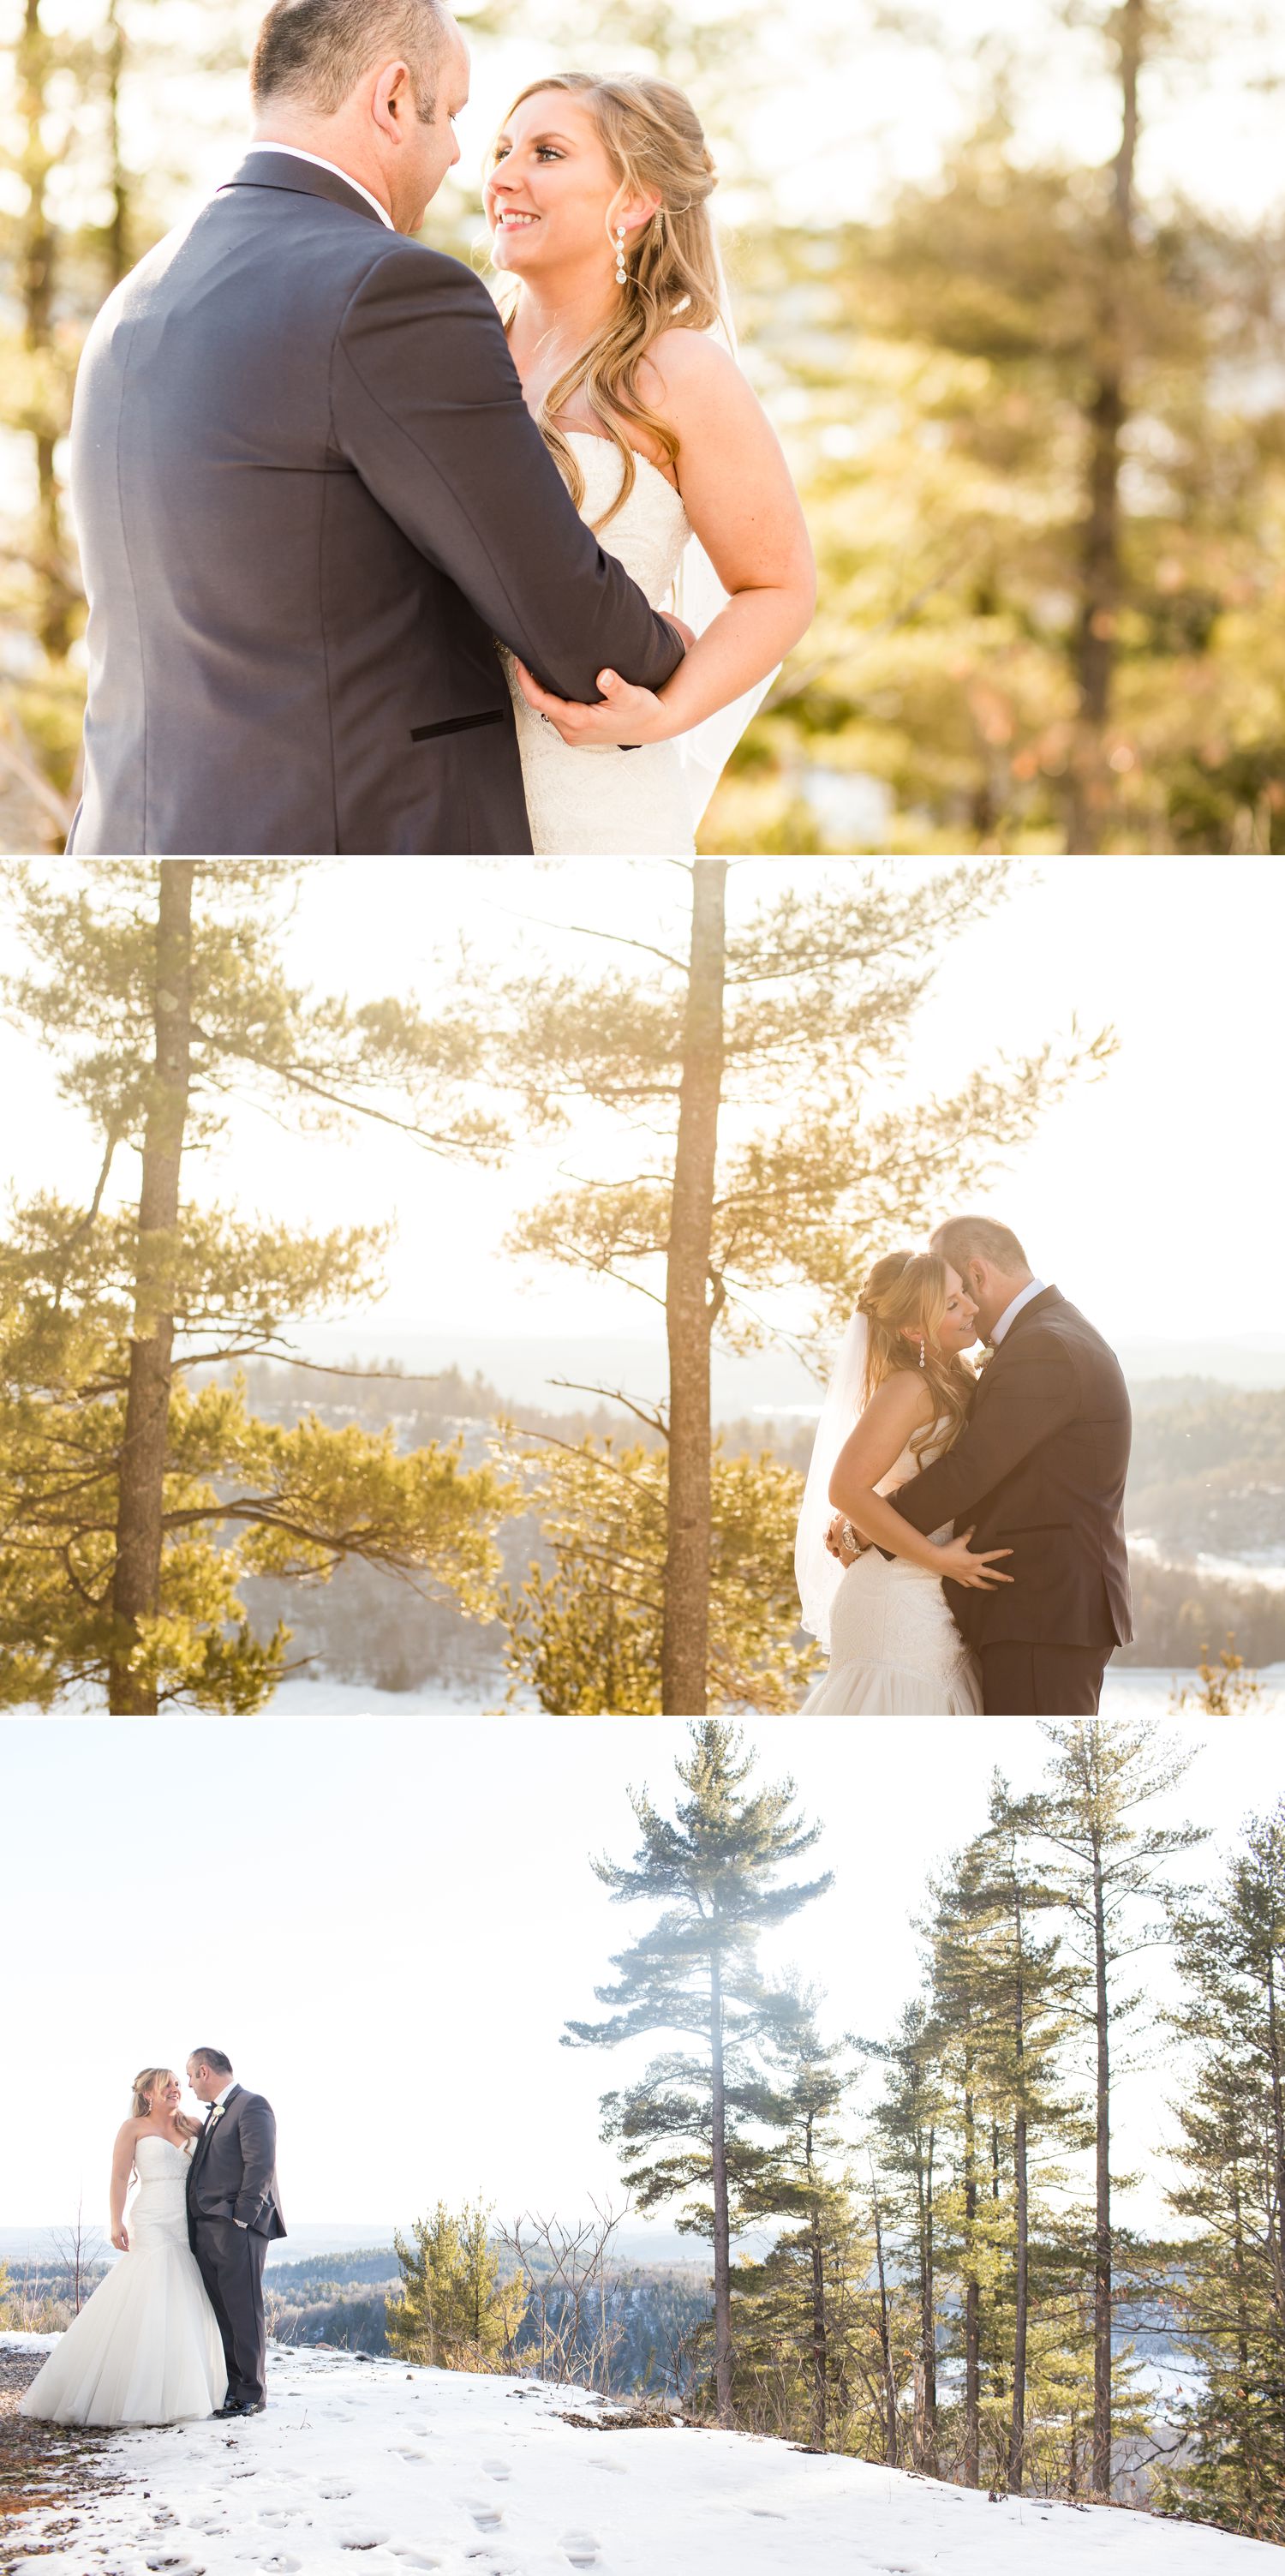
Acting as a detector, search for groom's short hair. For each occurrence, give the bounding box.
[191,2046,233,2076]
[932,1214,1030,1274]
[251,0,452,119]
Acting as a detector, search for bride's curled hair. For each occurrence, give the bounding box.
[130,2065,173,2118]
[858,1250,974,1457]
[492,72,723,527]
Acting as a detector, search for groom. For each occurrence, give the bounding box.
[886,1217,1133,1715]
[66,0,685,856]
[186,2048,286,2416]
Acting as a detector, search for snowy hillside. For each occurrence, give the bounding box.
[5,2339,1282,2576]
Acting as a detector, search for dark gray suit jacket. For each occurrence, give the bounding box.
[67,153,684,855]
[890,1286,1133,1653]
[186,2084,286,2242]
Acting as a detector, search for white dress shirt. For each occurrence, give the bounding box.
[249,143,394,229]
[990,1277,1047,1346]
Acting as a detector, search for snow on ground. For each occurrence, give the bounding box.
[4,2341,1281,2576]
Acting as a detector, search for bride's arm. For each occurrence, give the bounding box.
[109,2121,140,2252]
[829,1378,1014,1590]
[512,335,814,744]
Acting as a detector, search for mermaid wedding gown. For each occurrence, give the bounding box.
[503,432,697,857]
[799,1429,983,1715]
[19,2136,227,2425]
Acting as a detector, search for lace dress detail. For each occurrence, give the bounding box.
[502,432,696,856]
[799,1431,983,1716]
[19,2137,226,2425]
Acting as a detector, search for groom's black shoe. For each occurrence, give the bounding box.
[215,2399,266,2416]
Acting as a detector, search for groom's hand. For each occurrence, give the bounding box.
[512,657,672,748]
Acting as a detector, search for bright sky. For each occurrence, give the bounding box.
[13,0,1280,246]
[1,857,1278,1371]
[3,1713,1279,2240]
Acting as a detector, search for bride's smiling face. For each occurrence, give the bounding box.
[485,91,656,282]
[149,2072,181,2119]
[903,1265,978,1359]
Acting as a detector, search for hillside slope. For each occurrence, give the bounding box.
[4,2341,1282,2576]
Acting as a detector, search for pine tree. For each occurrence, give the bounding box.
[863,1998,947,2473]
[733,1992,860,2447]
[386,2201,527,2372]
[1157,1800,1285,2541]
[1030,1721,1204,2495]
[0,859,514,1711]
[564,1722,830,2424]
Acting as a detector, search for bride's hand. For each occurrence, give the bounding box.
[512,659,672,747]
[936,1530,1014,1590]
[111,2226,128,2253]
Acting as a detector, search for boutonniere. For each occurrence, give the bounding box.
[976,1345,995,1372]
[208,2105,226,2123]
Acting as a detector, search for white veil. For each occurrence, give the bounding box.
[670,235,780,830]
[794,1310,870,1656]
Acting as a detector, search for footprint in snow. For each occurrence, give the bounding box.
[468,2504,505,2530]
[257,2556,303,2573]
[143,2556,198,2573]
[338,2530,393,2551]
[561,2534,602,2568]
[390,2552,445,2569]
[258,2509,308,2525]
[481,2460,511,2481]
[319,2486,355,2501]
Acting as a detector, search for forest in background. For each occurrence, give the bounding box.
[230,1354,1285,1697]
[3,0,1285,853]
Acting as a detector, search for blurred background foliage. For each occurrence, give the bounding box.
[2,0,1284,853]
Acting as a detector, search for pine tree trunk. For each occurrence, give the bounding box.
[1008,1888,1029,2493]
[808,2205,828,2449]
[661,860,727,1716]
[963,2073,980,2487]
[1066,0,1143,854]
[105,0,130,288]
[108,862,195,1714]
[1264,1957,1285,2318]
[871,2183,899,2467]
[18,0,75,664]
[917,2128,937,2474]
[1091,1834,1113,2496]
[708,1933,733,2424]
[1008,2107,1028,2491]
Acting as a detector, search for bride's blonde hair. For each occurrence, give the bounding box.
[491,71,724,528]
[130,2065,174,2120]
[858,1251,974,1458]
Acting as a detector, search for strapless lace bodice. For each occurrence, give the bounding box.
[504,432,696,856]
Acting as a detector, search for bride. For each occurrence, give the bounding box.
[19,2067,226,2426]
[796,1251,1014,1715]
[485,72,816,854]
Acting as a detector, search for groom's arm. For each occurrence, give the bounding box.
[889,1336,1079,1535]
[331,244,684,704]
[233,2094,278,2230]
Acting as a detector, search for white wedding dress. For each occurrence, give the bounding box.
[799,1430,983,1715]
[502,432,697,856]
[19,2137,227,2425]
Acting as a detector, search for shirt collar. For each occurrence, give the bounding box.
[248,143,395,230]
[212,2080,236,2112]
[990,1278,1047,1346]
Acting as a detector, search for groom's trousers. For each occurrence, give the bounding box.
[192,2217,268,2405]
[980,1642,1107,1716]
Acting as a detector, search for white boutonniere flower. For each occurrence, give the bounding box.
[208,2105,226,2122]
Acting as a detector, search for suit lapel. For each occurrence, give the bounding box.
[191,2084,240,2172]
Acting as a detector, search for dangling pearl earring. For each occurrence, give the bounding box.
[918,1335,926,1369]
[614,220,628,286]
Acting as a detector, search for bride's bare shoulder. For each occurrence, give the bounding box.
[639,327,744,418]
[859,1370,936,1434]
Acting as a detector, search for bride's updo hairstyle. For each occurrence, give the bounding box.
[492,73,723,527]
[130,2066,173,2119]
[858,1250,974,1458]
